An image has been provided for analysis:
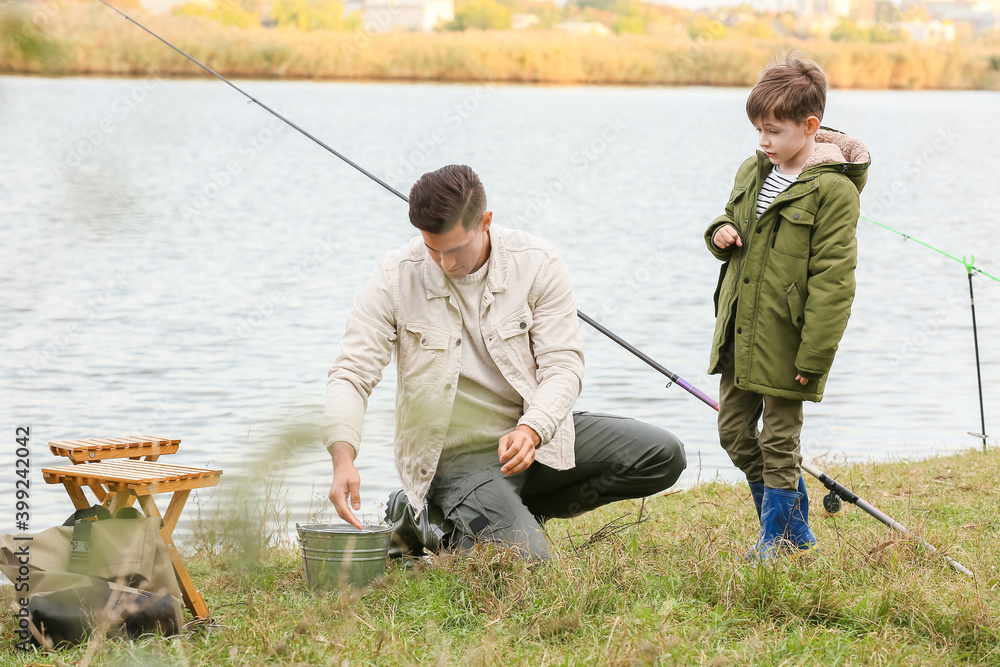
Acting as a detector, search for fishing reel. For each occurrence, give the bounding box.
[822,490,842,514]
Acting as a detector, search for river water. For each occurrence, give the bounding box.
[1,76,998,538]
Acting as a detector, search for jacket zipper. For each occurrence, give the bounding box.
[722,172,814,335]
[723,218,747,330]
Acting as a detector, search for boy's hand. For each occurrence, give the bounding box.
[795,374,809,386]
[713,225,743,250]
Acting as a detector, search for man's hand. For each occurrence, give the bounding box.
[328,441,363,529]
[713,224,743,250]
[498,425,541,476]
[795,374,809,386]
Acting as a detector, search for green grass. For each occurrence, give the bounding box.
[3,448,999,665]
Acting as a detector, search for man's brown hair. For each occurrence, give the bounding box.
[408,164,487,234]
[746,52,828,125]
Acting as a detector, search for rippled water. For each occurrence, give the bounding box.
[1,76,998,537]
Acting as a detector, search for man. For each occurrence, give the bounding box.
[325,164,686,560]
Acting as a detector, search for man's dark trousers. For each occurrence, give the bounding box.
[426,411,687,559]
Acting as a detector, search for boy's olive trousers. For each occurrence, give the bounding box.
[717,363,804,491]
[426,412,687,560]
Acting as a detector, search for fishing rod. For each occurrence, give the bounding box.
[800,461,973,577]
[96,1,974,577]
[965,261,988,451]
[584,312,974,578]
[94,0,408,204]
[862,216,993,450]
[577,311,719,410]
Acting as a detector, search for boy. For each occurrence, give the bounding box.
[704,54,870,558]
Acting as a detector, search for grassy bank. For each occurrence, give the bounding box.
[2,447,999,665]
[3,2,1000,89]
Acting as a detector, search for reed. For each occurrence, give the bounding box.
[3,1,1000,89]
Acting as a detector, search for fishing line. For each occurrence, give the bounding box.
[94,0,976,576]
[861,215,992,449]
[862,215,999,283]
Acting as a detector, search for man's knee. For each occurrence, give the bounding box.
[616,426,686,493]
[646,430,686,489]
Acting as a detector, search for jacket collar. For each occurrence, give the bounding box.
[754,126,870,187]
[422,225,510,300]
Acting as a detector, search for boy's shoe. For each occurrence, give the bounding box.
[785,476,818,553]
[752,486,801,561]
[748,480,765,519]
[743,480,767,559]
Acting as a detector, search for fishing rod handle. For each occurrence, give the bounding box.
[802,462,974,577]
[800,461,860,504]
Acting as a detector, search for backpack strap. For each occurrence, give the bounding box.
[64,505,111,575]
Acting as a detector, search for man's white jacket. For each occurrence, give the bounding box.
[323,225,585,516]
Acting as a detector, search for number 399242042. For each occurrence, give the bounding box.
[15,426,30,525]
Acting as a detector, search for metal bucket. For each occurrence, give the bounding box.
[297,523,393,591]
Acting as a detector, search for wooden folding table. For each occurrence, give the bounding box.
[43,436,222,620]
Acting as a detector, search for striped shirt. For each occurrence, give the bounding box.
[755,166,797,219]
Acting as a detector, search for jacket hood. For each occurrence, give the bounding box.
[802,127,870,194]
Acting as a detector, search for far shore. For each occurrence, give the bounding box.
[5,70,999,92]
[3,3,1000,90]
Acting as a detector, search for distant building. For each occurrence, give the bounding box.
[854,0,876,25]
[717,9,757,26]
[512,13,541,30]
[923,0,1000,31]
[142,0,189,13]
[795,0,850,18]
[899,19,957,41]
[794,0,875,23]
[343,0,454,32]
[554,20,612,35]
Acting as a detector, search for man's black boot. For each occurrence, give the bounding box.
[385,489,453,559]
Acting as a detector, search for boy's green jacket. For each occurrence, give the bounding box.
[705,128,870,402]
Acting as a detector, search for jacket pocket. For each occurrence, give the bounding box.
[786,282,805,332]
[501,306,533,357]
[398,323,449,386]
[497,307,533,339]
[771,206,814,259]
[492,307,534,382]
[713,261,729,315]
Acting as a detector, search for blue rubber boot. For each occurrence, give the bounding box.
[785,476,818,552]
[748,481,765,519]
[743,481,767,559]
[755,486,800,560]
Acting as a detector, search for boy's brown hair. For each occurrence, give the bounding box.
[746,52,828,125]
[408,164,487,234]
